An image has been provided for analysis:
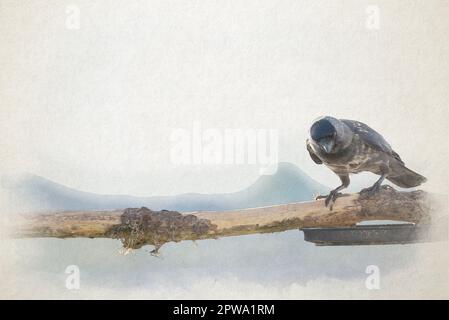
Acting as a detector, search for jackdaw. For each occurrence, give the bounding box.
[306,116,427,209]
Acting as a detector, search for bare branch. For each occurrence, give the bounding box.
[13,187,438,249]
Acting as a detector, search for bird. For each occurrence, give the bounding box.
[306,116,427,209]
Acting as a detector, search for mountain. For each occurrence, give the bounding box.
[1,162,329,212]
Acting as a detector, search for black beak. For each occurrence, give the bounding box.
[319,138,335,153]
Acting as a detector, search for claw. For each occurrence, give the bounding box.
[316,191,341,210]
[360,183,381,198]
[325,191,342,210]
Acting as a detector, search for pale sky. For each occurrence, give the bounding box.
[1,0,449,301]
[1,0,448,196]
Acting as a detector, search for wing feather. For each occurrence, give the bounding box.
[341,119,404,164]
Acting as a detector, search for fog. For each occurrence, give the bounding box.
[1,0,448,299]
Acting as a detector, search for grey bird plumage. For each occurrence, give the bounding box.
[306,116,427,209]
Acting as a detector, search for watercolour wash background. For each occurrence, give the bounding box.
[0,0,448,299]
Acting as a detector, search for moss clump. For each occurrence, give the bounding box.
[108,207,216,250]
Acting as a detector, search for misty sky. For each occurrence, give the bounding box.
[1,0,449,300]
[1,0,448,198]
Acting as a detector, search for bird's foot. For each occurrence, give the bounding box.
[316,190,342,211]
[359,183,382,198]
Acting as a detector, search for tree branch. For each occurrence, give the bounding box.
[13,187,440,250]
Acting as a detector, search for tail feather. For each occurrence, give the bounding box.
[387,164,427,188]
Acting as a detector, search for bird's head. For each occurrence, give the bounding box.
[310,116,354,154]
[310,118,337,153]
